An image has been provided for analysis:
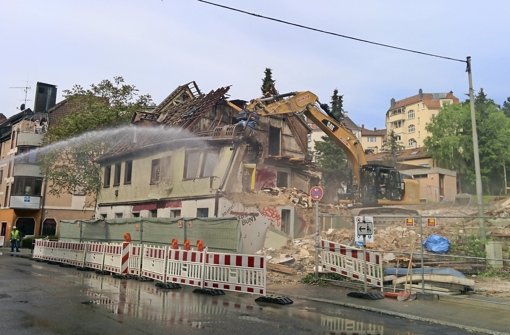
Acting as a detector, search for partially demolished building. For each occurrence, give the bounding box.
[96,82,320,253]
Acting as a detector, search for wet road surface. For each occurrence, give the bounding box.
[0,252,484,335]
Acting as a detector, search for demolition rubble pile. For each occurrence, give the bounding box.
[263,197,510,289]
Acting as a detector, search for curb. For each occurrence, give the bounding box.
[268,290,509,335]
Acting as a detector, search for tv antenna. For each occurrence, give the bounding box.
[9,82,31,109]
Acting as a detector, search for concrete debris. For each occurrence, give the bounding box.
[263,198,510,297]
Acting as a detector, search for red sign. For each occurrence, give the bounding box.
[309,186,324,201]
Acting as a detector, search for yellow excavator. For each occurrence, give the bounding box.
[239,91,420,207]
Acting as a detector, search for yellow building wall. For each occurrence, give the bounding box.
[98,145,234,205]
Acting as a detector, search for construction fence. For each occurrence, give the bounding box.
[302,212,510,296]
[33,239,267,296]
[59,217,240,253]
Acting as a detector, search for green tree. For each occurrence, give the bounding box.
[260,68,278,96]
[42,76,152,200]
[425,89,510,194]
[313,89,349,201]
[501,97,510,117]
[381,130,404,167]
[330,89,344,121]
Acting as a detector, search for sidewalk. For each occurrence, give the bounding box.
[269,282,510,335]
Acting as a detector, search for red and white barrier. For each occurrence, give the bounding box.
[84,242,106,271]
[202,252,266,295]
[320,239,383,288]
[102,242,130,275]
[141,245,167,281]
[58,241,86,267]
[33,239,267,296]
[165,249,205,288]
[128,244,142,276]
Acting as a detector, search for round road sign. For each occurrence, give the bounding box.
[309,186,324,201]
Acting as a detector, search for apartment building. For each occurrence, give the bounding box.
[0,82,94,246]
[386,89,459,149]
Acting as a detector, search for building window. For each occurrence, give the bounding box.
[4,185,9,207]
[150,159,160,184]
[408,124,415,133]
[276,171,289,188]
[0,169,3,184]
[408,110,415,119]
[124,160,132,185]
[367,136,377,143]
[12,177,42,196]
[184,151,201,179]
[268,126,281,156]
[201,151,219,177]
[170,209,181,218]
[113,163,121,186]
[10,131,16,149]
[408,139,417,148]
[158,156,172,182]
[132,212,140,218]
[115,213,123,219]
[281,209,291,234]
[100,213,107,220]
[149,209,157,218]
[103,165,111,188]
[196,208,209,218]
[16,146,38,164]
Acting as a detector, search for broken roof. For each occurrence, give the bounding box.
[156,86,230,129]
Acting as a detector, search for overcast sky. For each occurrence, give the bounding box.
[1,1,509,129]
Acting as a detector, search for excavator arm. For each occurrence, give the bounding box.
[245,91,366,185]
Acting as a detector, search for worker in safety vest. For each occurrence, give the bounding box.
[10,226,20,252]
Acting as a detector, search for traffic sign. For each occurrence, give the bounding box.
[309,186,324,201]
[354,216,374,244]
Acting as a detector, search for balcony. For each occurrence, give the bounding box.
[16,131,43,147]
[13,163,42,178]
[10,195,41,210]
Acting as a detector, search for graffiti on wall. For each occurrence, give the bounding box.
[260,207,281,228]
[255,168,276,189]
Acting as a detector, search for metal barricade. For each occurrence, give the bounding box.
[165,249,205,288]
[59,241,86,267]
[128,244,142,276]
[141,245,167,282]
[84,242,106,271]
[202,252,266,295]
[320,239,383,288]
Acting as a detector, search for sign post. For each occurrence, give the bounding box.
[354,216,374,293]
[310,186,324,279]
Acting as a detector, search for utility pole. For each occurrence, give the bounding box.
[466,56,485,240]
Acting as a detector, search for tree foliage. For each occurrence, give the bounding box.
[260,68,278,97]
[381,130,404,167]
[314,89,349,201]
[502,97,510,117]
[330,89,344,121]
[425,89,510,194]
[42,76,152,200]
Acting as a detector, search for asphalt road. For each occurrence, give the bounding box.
[0,251,484,335]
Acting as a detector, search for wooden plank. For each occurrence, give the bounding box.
[267,262,297,275]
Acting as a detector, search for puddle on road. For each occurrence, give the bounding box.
[72,272,391,334]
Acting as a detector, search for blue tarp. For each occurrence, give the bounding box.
[423,234,450,254]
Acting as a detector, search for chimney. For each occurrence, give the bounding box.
[419,88,423,99]
[390,98,395,107]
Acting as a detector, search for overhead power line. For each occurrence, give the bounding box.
[198,0,466,64]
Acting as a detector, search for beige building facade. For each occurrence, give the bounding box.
[386,89,459,149]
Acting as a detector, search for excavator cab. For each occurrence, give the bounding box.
[360,165,404,205]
